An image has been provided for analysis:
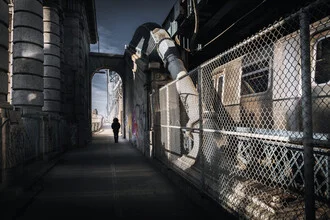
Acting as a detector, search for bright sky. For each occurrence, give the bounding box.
[91,0,177,116]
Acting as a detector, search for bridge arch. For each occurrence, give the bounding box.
[89,52,126,138]
[89,52,125,79]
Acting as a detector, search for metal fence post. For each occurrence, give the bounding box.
[198,67,205,190]
[166,85,170,167]
[300,9,315,220]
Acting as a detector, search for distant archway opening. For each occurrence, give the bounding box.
[91,68,123,133]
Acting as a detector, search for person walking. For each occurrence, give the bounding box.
[111,118,121,143]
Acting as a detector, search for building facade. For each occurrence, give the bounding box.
[0,0,97,189]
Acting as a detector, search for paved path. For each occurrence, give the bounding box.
[8,124,226,219]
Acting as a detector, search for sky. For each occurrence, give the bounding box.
[90,0,177,54]
[91,0,177,116]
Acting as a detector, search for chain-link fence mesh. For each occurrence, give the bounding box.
[157,0,330,219]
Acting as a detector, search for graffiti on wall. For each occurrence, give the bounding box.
[132,104,147,151]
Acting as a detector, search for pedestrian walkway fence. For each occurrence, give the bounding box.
[157,0,330,219]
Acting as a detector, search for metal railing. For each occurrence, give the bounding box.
[91,114,104,132]
[157,0,330,219]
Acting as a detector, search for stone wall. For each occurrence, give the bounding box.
[0,0,97,189]
[12,0,44,113]
[0,0,9,105]
[123,52,171,158]
[62,0,92,147]
[43,5,61,113]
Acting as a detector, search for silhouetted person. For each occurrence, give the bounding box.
[111,118,120,143]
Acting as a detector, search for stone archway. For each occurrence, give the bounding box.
[89,52,125,79]
[89,52,126,138]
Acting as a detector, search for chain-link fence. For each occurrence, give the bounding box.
[157,0,330,219]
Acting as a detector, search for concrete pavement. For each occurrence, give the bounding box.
[2,124,235,219]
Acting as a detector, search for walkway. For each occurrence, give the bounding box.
[3,124,233,219]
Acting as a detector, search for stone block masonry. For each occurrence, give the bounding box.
[12,0,44,114]
[0,0,9,105]
[43,5,61,113]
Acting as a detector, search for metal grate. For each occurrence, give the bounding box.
[157,0,330,219]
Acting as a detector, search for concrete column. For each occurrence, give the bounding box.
[43,4,61,113]
[0,0,9,107]
[12,0,44,114]
[62,14,80,118]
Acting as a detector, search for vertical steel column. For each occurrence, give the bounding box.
[300,9,315,220]
[106,69,109,119]
[122,78,126,139]
[198,67,204,189]
[166,85,170,165]
[145,71,151,156]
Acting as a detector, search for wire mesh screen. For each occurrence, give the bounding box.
[158,0,330,219]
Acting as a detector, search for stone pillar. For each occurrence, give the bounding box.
[62,0,92,147]
[62,13,79,118]
[0,0,9,187]
[62,3,81,147]
[0,0,9,107]
[12,0,44,114]
[60,13,65,114]
[43,3,61,113]
[59,9,68,151]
